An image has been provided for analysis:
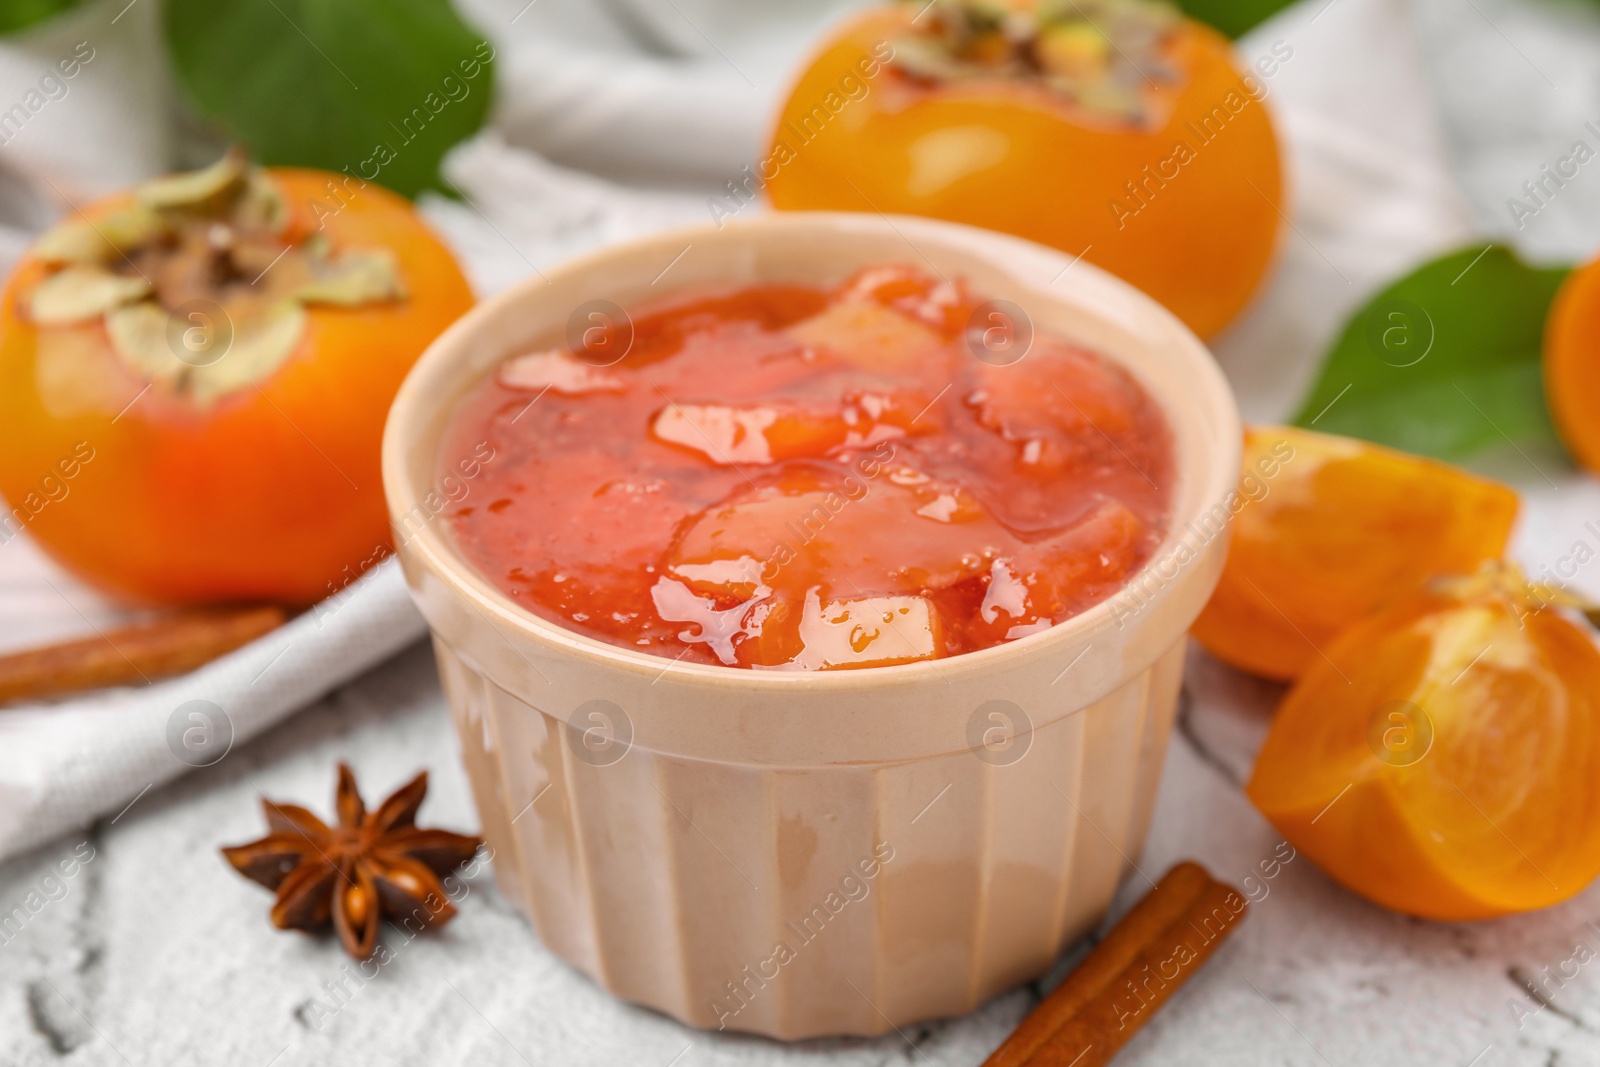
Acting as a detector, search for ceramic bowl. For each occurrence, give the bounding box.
[382,212,1241,1040]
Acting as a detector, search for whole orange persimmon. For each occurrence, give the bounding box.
[763,0,1284,337]
[0,151,473,605]
[1545,252,1600,473]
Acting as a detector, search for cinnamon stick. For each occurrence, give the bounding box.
[984,862,1247,1067]
[0,604,288,704]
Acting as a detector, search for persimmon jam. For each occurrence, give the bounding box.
[438,265,1174,670]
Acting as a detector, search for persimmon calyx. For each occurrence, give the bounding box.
[106,301,309,407]
[1433,559,1600,633]
[1431,560,1600,630]
[891,0,1181,123]
[134,147,258,211]
[22,148,406,406]
[29,266,150,324]
[33,203,167,265]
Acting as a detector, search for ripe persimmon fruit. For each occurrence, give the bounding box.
[1248,563,1600,920]
[1545,253,1600,473]
[764,0,1284,338]
[1191,426,1518,681]
[0,151,474,605]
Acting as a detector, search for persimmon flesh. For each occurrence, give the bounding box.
[1248,564,1600,920]
[1190,426,1518,681]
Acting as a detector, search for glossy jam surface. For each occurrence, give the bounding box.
[439,266,1174,670]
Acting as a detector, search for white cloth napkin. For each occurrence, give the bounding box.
[0,0,1578,862]
[0,559,426,859]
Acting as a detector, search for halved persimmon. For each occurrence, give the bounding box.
[1190,426,1518,681]
[1247,563,1600,920]
[764,0,1283,337]
[1545,252,1600,473]
[0,151,473,605]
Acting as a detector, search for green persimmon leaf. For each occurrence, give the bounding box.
[1290,245,1571,462]
[1176,0,1295,38]
[162,0,495,198]
[0,0,90,35]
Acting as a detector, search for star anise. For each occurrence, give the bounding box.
[221,763,483,959]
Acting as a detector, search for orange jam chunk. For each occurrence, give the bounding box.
[440,267,1174,669]
[498,351,626,395]
[649,392,930,466]
[752,593,945,671]
[788,299,951,374]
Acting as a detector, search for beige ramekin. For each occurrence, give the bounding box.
[382,213,1241,1040]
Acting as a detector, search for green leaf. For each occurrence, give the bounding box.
[1175,0,1295,38]
[163,0,494,199]
[0,0,90,35]
[1290,245,1571,462]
